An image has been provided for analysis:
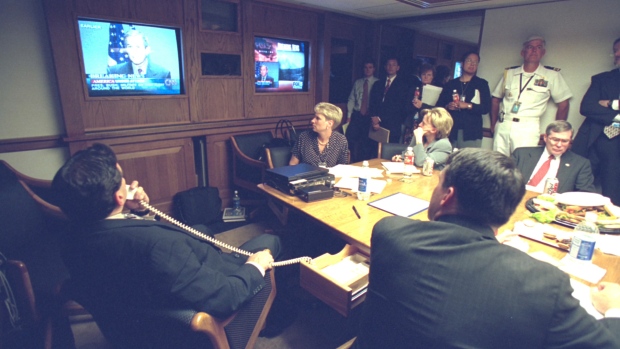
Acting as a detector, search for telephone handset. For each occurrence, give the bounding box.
[129,188,311,268]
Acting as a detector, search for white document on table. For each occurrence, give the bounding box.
[330,165,384,178]
[335,177,387,194]
[422,84,442,106]
[368,192,429,217]
[381,161,420,174]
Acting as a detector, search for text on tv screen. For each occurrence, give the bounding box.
[77,19,183,97]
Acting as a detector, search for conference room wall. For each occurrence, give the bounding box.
[478,0,620,148]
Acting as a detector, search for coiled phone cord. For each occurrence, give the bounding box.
[139,201,312,267]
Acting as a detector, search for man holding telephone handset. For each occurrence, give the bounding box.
[52,143,280,348]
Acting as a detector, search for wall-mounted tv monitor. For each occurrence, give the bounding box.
[77,18,184,97]
[453,61,463,79]
[254,36,309,93]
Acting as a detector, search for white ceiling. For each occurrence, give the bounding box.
[274,0,566,44]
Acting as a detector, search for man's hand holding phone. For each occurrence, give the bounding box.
[125,181,149,211]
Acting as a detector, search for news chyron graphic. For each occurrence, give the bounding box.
[254,36,308,93]
[78,19,182,97]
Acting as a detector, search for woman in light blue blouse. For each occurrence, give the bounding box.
[393,107,453,170]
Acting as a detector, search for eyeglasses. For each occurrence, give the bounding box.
[464,59,479,65]
[548,137,570,145]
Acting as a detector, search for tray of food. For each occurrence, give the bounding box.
[526,192,620,234]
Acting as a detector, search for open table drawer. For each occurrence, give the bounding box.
[300,244,369,317]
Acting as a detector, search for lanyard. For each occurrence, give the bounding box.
[518,73,535,101]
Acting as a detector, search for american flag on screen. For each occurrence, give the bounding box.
[108,23,129,66]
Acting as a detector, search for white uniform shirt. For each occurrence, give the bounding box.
[346,76,379,119]
[492,64,572,119]
[525,147,562,193]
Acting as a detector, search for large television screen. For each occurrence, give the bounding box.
[77,19,183,97]
[254,36,309,93]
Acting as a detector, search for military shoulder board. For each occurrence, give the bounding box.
[544,66,561,72]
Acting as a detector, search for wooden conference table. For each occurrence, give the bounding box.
[258,158,620,286]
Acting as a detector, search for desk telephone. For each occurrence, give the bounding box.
[127,186,312,268]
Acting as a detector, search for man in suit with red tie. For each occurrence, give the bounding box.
[573,38,620,205]
[512,120,595,193]
[368,57,412,144]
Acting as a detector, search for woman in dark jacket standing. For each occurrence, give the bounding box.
[436,51,491,149]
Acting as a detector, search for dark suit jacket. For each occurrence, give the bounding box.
[355,215,620,349]
[573,69,620,167]
[512,147,596,193]
[107,61,171,79]
[368,75,412,143]
[64,219,269,321]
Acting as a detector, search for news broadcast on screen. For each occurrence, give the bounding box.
[77,19,183,97]
[254,36,309,93]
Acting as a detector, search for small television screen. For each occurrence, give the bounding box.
[77,18,183,97]
[254,36,309,93]
[453,61,462,79]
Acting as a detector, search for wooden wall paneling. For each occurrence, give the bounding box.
[414,32,439,59]
[245,1,318,119]
[74,0,184,24]
[184,0,201,123]
[112,138,197,213]
[195,78,245,121]
[316,13,329,104]
[205,133,235,204]
[82,97,191,131]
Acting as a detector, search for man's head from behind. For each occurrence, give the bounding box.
[124,30,151,65]
[52,143,122,222]
[544,120,573,157]
[428,148,525,228]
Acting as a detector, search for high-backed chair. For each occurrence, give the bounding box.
[0,161,74,348]
[71,269,276,349]
[230,132,273,203]
[264,146,292,169]
[377,142,408,160]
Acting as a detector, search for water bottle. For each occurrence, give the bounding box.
[413,87,420,102]
[232,190,241,213]
[452,89,460,110]
[403,147,414,178]
[357,160,371,201]
[569,212,599,263]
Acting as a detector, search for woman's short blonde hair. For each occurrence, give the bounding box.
[315,102,343,129]
[422,107,453,140]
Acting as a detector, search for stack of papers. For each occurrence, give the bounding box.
[381,161,420,174]
[334,177,387,194]
[329,164,384,178]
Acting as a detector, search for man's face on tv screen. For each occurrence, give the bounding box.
[125,35,150,65]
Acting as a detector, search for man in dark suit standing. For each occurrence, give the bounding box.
[512,120,595,193]
[107,29,171,79]
[354,148,620,349]
[573,38,620,205]
[368,57,413,143]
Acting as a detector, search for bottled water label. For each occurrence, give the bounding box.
[569,234,596,262]
[358,177,368,193]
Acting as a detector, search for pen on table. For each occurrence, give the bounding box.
[352,206,361,219]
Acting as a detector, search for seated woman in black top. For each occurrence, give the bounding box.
[289,102,349,168]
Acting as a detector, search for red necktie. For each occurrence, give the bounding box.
[384,78,391,97]
[528,155,554,186]
[360,79,369,115]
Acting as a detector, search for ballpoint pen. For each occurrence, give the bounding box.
[352,206,361,219]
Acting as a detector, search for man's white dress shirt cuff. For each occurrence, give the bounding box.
[245,262,266,276]
[605,308,620,318]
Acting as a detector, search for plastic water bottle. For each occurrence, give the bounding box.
[357,160,371,201]
[232,190,241,213]
[403,147,414,178]
[569,212,599,263]
[413,87,420,102]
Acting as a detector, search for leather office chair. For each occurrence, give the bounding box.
[71,269,276,349]
[0,161,74,348]
[230,132,273,204]
[377,142,408,160]
[264,146,291,169]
